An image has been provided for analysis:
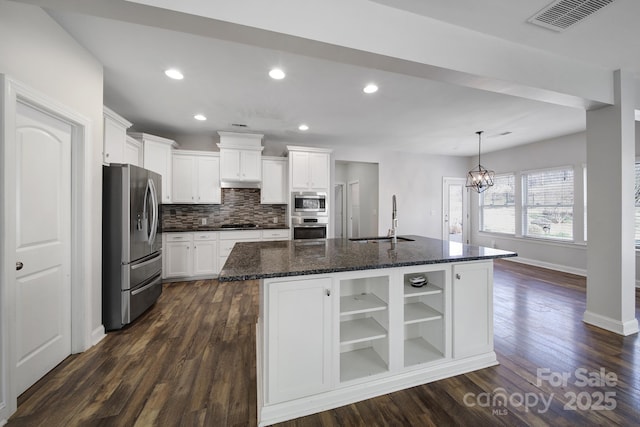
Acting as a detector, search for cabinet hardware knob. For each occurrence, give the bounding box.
[326,289,330,296]
[16,261,23,271]
[456,273,461,279]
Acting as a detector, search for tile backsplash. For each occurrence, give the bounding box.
[161,188,287,230]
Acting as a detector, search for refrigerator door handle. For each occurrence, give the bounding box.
[131,274,162,296]
[143,177,151,235]
[148,178,158,246]
[131,252,162,270]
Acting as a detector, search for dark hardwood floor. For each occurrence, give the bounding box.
[8,260,640,426]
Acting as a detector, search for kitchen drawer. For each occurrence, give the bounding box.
[261,229,289,240]
[219,230,261,241]
[165,233,193,242]
[193,232,218,241]
[219,240,237,257]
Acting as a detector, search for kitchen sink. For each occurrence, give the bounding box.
[349,236,415,243]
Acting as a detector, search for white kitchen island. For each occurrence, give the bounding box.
[218,236,516,426]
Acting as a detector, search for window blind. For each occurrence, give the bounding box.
[480,174,515,234]
[523,168,574,240]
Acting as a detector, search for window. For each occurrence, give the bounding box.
[523,167,574,241]
[635,162,640,246]
[480,174,515,234]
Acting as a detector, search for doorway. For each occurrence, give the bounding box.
[334,183,345,238]
[335,161,379,238]
[348,180,360,238]
[1,76,91,417]
[442,177,469,244]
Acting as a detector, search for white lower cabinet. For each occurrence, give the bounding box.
[164,234,192,278]
[219,230,262,273]
[267,277,333,404]
[193,233,218,276]
[258,261,495,426]
[452,261,492,359]
[163,232,218,279]
[163,229,290,278]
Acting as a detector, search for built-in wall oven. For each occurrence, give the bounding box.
[292,217,328,240]
[292,191,329,240]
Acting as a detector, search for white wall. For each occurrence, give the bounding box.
[332,146,469,239]
[470,126,640,283]
[0,2,103,419]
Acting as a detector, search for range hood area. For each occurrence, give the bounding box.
[220,180,261,189]
[217,131,264,189]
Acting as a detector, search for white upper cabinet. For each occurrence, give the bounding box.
[172,154,195,203]
[197,156,221,203]
[172,151,221,204]
[288,146,332,191]
[130,132,178,203]
[103,106,132,164]
[261,157,287,204]
[124,135,142,167]
[217,132,264,185]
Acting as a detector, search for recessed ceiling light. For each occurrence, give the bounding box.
[363,84,378,94]
[194,114,207,121]
[164,68,184,80]
[298,124,309,131]
[269,68,286,80]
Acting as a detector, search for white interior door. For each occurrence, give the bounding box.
[443,178,469,244]
[347,181,360,238]
[14,101,72,395]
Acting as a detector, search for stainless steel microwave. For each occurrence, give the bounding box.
[292,191,327,216]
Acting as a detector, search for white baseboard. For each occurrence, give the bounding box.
[91,325,106,346]
[503,256,587,277]
[503,257,640,288]
[583,311,639,336]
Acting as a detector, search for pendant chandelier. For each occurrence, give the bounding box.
[465,131,494,193]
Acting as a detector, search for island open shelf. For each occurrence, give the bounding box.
[339,274,390,383]
[402,269,446,368]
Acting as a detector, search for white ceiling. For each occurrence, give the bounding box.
[41,0,640,156]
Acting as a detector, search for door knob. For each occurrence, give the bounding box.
[456,273,461,279]
[16,261,24,271]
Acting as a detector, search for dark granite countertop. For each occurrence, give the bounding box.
[162,225,289,232]
[218,235,517,282]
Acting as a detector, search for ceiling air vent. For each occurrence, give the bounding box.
[528,0,615,32]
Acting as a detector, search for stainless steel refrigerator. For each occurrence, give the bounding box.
[102,163,163,330]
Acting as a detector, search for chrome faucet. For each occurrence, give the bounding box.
[389,194,398,243]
